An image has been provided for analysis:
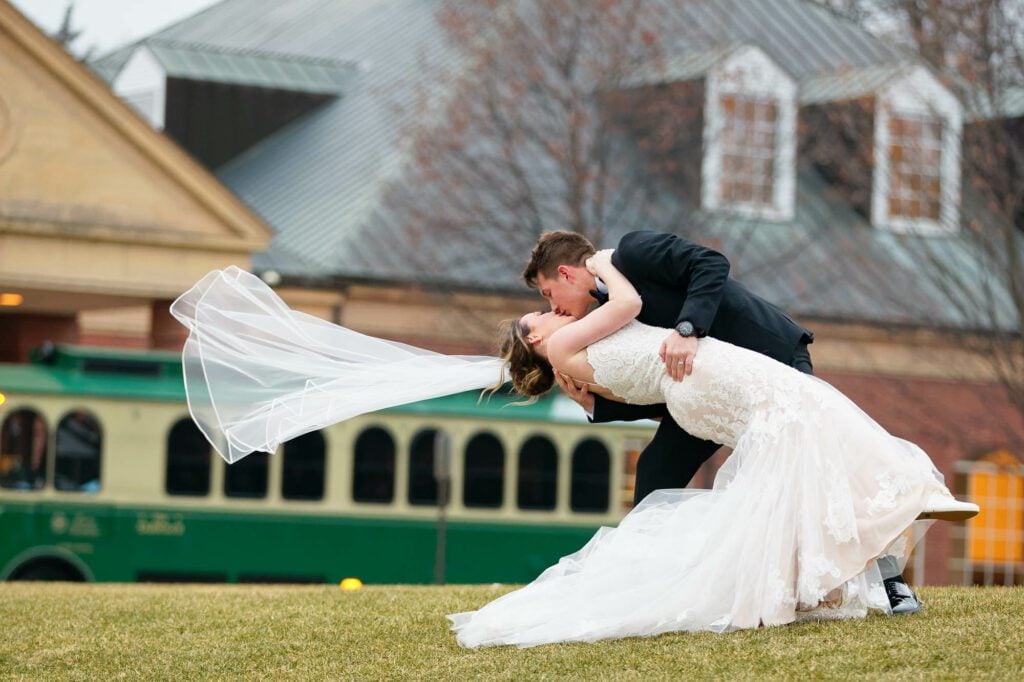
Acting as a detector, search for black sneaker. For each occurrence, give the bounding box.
[884,574,922,615]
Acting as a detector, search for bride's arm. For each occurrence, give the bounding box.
[547,251,640,368]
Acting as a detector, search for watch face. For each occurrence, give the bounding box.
[677,321,694,336]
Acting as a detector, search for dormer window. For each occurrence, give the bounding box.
[614,45,793,219]
[871,65,963,234]
[104,41,352,169]
[702,46,796,221]
[719,95,778,207]
[800,63,962,235]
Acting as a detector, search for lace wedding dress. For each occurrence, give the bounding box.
[171,269,950,647]
[449,321,950,647]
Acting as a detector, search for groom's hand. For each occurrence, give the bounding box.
[554,371,595,415]
[660,333,698,381]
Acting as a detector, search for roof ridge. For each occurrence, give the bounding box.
[800,0,865,26]
[147,0,235,43]
[796,0,926,72]
[800,60,912,82]
[91,0,232,65]
[147,37,356,69]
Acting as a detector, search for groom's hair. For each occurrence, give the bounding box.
[523,231,596,288]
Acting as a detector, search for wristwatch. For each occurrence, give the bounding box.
[675,320,696,337]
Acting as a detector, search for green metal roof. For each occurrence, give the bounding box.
[0,359,185,402]
[0,346,639,426]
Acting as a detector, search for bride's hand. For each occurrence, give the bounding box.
[585,249,614,275]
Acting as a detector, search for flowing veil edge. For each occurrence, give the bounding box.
[170,267,507,463]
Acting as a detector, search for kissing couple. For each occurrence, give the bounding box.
[171,229,978,647]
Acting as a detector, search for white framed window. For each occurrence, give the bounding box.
[702,46,796,221]
[871,65,963,234]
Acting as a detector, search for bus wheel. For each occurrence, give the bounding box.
[9,558,85,582]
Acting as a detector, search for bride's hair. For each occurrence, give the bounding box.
[486,319,555,401]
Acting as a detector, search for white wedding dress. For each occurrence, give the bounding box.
[449,321,950,647]
[171,268,952,648]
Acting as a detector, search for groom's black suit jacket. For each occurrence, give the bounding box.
[591,231,813,496]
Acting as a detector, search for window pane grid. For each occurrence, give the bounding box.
[888,114,942,220]
[719,94,777,207]
[962,453,1024,585]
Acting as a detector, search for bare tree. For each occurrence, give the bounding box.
[382,1,702,273]
[50,1,94,62]
[379,0,1022,426]
[812,0,1024,426]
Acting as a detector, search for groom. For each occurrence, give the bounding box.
[522,229,923,615]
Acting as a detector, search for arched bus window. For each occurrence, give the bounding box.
[54,410,102,493]
[352,426,395,503]
[0,408,48,491]
[224,452,269,498]
[517,435,557,510]
[464,432,504,508]
[408,428,439,506]
[571,439,610,513]
[165,417,211,496]
[282,430,326,501]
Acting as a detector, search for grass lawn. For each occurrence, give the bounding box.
[1,583,1022,680]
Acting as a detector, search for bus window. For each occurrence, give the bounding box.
[0,408,48,491]
[54,410,102,493]
[282,430,326,501]
[464,432,504,508]
[352,427,395,503]
[517,435,557,510]
[224,452,269,498]
[408,428,438,506]
[571,439,610,513]
[165,418,211,496]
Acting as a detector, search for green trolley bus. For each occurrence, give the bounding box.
[0,345,654,584]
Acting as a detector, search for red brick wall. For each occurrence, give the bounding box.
[0,314,79,362]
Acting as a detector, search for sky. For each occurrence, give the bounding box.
[10,0,223,58]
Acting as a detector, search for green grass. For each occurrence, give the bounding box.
[1,584,1022,680]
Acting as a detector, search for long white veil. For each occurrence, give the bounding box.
[170,267,507,463]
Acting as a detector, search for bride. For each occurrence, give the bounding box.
[447,249,977,647]
[170,257,977,648]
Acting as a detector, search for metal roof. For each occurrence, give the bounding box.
[799,63,911,104]
[86,0,1019,332]
[144,40,355,94]
[624,44,743,87]
[665,0,911,80]
[964,86,1024,122]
